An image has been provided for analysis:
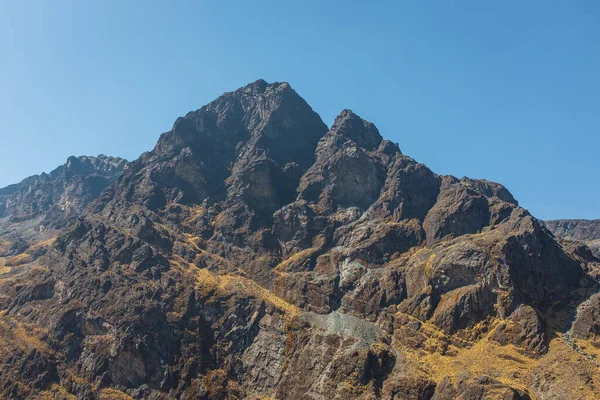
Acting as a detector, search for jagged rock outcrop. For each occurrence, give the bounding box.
[545,219,600,257]
[0,80,599,399]
[491,304,548,355]
[432,374,531,400]
[0,155,126,226]
[0,155,127,310]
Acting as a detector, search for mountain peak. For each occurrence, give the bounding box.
[239,78,286,94]
[159,79,327,164]
[223,79,294,99]
[330,109,383,150]
[0,155,127,223]
[244,78,269,91]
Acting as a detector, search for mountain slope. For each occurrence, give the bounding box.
[545,219,600,257]
[0,155,127,304]
[0,81,599,400]
[0,154,126,225]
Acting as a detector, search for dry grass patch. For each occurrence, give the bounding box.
[274,246,319,272]
[99,388,135,400]
[189,263,300,317]
[39,384,77,400]
[0,241,11,254]
[396,316,536,395]
[0,315,53,356]
[574,337,600,362]
[395,311,600,399]
[4,252,31,267]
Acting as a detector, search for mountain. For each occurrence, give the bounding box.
[0,154,127,226]
[545,219,600,257]
[0,80,599,399]
[0,155,127,299]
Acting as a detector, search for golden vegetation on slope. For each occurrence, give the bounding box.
[416,335,534,393]
[39,385,78,400]
[531,336,600,399]
[184,261,300,317]
[180,233,238,271]
[575,337,600,360]
[30,237,57,251]
[0,314,54,356]
[0,240,11,254]
[201,368,245,399]
[0,314,58,399]
[221,274,300,317]
[274,246,319,272]
[393,309,600,400]
[395,311,471,352]
[0,236,56,271]
[170,254,299,318]
[98,388,135,400]
[3,252,31,267]
[1,309,140,399]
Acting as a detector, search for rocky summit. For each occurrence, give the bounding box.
[0,80,599,400]
[0,154,127,227]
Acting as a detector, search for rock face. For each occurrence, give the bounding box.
[545,219,600,257]
[0,155,127,226]
[491,304,548,355]
[0,155,127,307]
[0,154,127,261]
[0,80,599,399]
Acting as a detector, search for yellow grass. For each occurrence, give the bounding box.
[98,388,135,400]
[0,237,56,269]
[394,309,600,399]
[533,335,600,399]
[29,236,57,251]
[396,313,536,393]
[4,253,31,266]
[574,337,600,361]
[222,274,299,317]
[182,205,205,225]
[413,336,535,392]
[190,263,299,317]
[0,241,10,254]
[0,316,53,356]
[39,384,77,400]
[423,253,438,278]
[274,247,318,272]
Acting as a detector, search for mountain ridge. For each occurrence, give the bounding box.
[0,154,127,286]
[545,219,600,257]
[0,154,127,222]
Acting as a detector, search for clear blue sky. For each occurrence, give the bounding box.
[1,1,598,220]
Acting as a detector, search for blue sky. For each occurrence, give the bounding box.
[0,1,598,220]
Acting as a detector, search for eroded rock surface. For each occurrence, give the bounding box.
[0,155,126,225]
[545,219,600,258]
